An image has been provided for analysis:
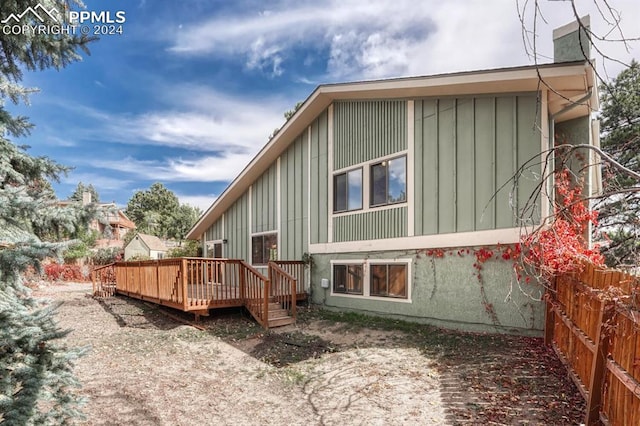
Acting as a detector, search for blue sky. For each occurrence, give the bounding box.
[7,0,640,211]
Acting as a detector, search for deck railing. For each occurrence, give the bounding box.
[91,263,116,297]
[269,261,297,321]
[114,259,184,309]
[242,261,270,328]
[183,258,244,309]
[92,257,297,328]
[272,260,307,295]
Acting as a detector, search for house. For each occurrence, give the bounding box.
[58,192,137,249]
[91,204,136,249]
[186,18,599,334]
[124,233,168,260]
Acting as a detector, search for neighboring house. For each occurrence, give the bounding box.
[58,192,136,249]
[91,204,136,248]
[186,19,599,334]
[124,233,168,260]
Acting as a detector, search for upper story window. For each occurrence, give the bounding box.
[333,168,362,213]
[371,156,406,207]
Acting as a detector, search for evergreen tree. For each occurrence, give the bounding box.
[0,0,94,423]
[596,61,640,266]
[68,182,100,203]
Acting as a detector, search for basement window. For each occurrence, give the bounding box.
[370,264,407,299]
[332,264,364,295]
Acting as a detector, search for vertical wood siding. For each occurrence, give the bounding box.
[333,207,407,242]
[224,192,249,260]
[414,94,540,235]
[251,163,278,233]
[205,219,224,241]
[333,100,407,170]
[310,110,329,244]
[280,133,309,259]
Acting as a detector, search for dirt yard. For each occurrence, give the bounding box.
[36,282,585,425]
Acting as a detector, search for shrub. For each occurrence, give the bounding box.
[43,263,87,282]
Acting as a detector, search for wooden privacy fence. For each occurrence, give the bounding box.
[545,262,640,425]
[91,258,305,329]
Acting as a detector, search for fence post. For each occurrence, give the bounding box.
[544,277,557,346]
[585,299,614,425]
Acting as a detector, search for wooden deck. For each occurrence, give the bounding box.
[92,258,307,328]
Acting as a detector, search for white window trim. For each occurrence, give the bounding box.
[332,150,409,218]
[330,258,412,303]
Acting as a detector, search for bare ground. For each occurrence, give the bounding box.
[36,282,585,425]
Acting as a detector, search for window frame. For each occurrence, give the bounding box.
[251,232,278,266]
[370,155,407,208]
[205,240,224,258]
[332,263,365,295]
[330,259,411,303]
[333,167,363,213]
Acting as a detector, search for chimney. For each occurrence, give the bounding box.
[553,15,591,63]
[82,191,92,206]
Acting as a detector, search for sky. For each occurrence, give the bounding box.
[6,0,640,212]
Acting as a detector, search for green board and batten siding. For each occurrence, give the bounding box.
[333,100,407,170]
[204,218,224,242]
[414,94,541,236]
[202,94,540,255]
[309,110,329,245]
[280,133,309,260]
[332,100,409,242]
[251,163,278,234]
[333,207,407,242]
[224,192,250,260]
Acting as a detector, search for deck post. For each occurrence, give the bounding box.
[181,258,188,311]
[291,278,297,320]
[239,262,245,300]
[264,278,270,329]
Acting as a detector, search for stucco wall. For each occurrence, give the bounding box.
[309,248,544,335]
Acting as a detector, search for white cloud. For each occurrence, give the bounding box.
[175,193,218,212]
[91,151,254,183]
[166,0,639,80]
[54,84,288,153]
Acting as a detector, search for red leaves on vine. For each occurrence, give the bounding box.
[522,168,604,278]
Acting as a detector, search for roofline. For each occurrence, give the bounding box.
[187,60,593,240]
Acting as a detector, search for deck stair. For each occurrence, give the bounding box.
[267,301,295,328]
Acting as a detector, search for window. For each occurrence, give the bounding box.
[206,241,223,258]
[333,168,362,212]
[333,264,364,295]
[331,260,410,301]
[370,156,406,207]
[370,264,407,298]
[251,233,277,265]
